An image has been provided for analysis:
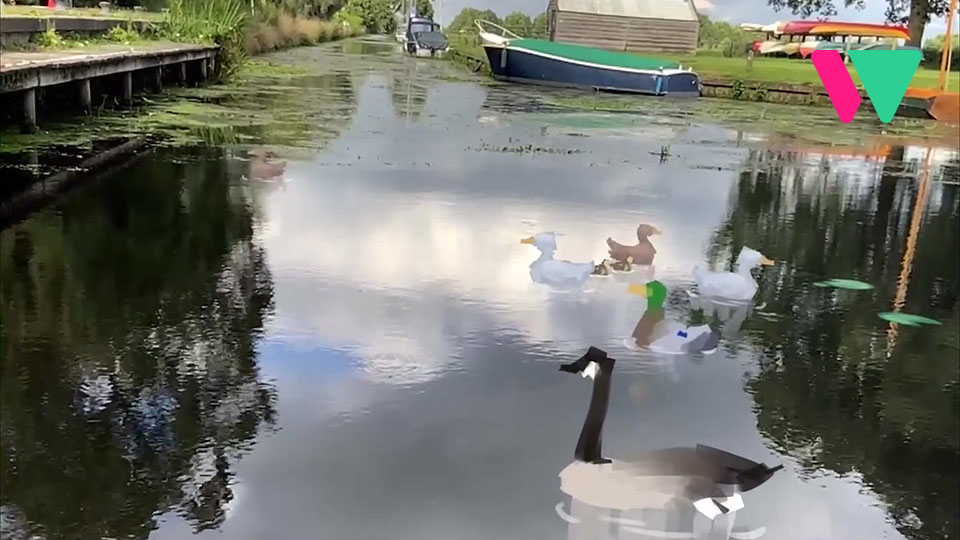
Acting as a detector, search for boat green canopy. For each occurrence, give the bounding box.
[509,38,681,71]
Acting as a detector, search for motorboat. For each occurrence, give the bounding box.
[399,8,448,57]
[476,20,700,97]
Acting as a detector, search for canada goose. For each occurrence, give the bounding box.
[558,347,782,519]
[693,248,774,301]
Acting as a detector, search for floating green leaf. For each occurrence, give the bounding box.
[878,312,942,326]
[813,279,874,290]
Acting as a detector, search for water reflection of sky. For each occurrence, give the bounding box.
[140,47,957,540]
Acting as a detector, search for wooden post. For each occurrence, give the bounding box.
[122,71,133,104]
[78,78,91,114]
[21,88,37,134]
[939,0,957,91]
[207,55,216,78]
[178,62,188,86]
[199,57,208,80]
[151,66,162,92]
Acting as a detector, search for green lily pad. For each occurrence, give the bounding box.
[814,279,874,290]
[878,312,942,326]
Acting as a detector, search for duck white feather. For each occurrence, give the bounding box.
[693,247,774,301]
[522,232,595,287]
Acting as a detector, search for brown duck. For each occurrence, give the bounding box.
[606,224,660,265]
[250,148,287,181]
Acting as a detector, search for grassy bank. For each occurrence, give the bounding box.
[0,5,164,21]
[3,0,364,75]
[449,37,958,91]
[662,52,960,91]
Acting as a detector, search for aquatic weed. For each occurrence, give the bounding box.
[752,83,769,102]
[36,27,65,48]
[106,24,141,44]
[731,79,747,100]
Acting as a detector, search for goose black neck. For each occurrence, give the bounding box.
[574,354,614,464]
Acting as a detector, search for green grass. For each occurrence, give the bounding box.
[448,34,483,58]
[0,5,164,21]
[448,35,959,92]
[661,53,959,91]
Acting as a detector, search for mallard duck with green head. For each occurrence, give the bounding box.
[628,280,719,354]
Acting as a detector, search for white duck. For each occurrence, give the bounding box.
[693,247,774,301]
[521,232,595,287]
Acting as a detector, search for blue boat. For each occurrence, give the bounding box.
[476,21,701,97]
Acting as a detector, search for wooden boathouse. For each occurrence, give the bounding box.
[545,0,700,55]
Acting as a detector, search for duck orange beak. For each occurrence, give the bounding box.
[628,284,648,297]
[761,257,775,266]
[520,236,535,245]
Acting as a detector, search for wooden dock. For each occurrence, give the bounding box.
[0,15,154,44]
[1,41,218,133]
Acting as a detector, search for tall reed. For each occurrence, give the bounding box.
[244,16,358,54]
[164,0,250,77]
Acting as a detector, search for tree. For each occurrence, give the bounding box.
[697,14,755,56]
[341,0,395,33]
[0,149,277,540]
[531,12,548,38]
[446,7,500,34]
[706,147,960,540]
[415,0,433,19]
[767,0,950,47]
[503,11,532,37]
[921,33,960,69]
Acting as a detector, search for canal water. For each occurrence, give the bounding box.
[1,38,957,540]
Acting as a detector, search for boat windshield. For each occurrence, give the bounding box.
[410,21,437,34]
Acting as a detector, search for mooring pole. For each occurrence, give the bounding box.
[78,78,91,113]
[122,71,133,104]
[151,66,162,92]
[22,88,37,134]
[939,0,957,91]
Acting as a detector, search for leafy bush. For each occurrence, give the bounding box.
[332,9,364,33]
[503,11,531,37]
[36,27,65,48]
[446,7,500,35]
[340,0,394,34]
[921,34,959,71]
[752,83,769,101]
[531,12,547,38]
[731,78,746,100]
[250,0,348,19]
[446,7,546,38]
[106,24,141,44]
[698,14,754,57]
[414,0,433,19]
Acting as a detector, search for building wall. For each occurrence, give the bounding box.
[553,11,698,54]
[547,0,559,41]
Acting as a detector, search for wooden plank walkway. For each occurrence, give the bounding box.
[1,42,217,91]
[0,42,218,132]
[0,15,153,38]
